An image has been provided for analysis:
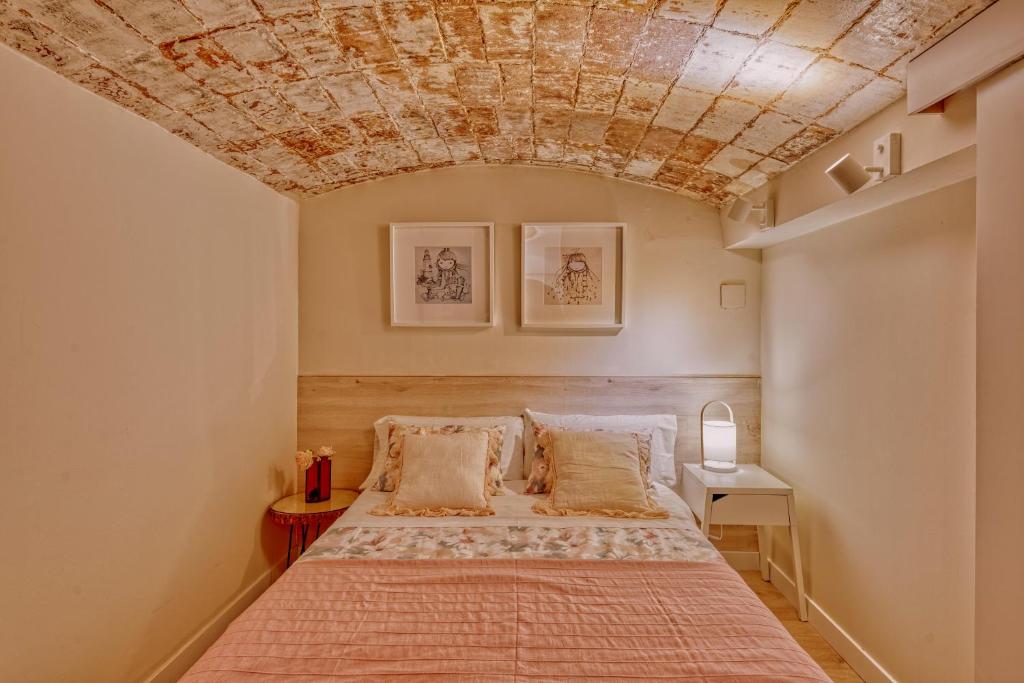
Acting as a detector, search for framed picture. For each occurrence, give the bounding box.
[390,222,495,327]
[521,223,626,330]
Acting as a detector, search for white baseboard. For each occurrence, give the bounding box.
[141,558,285,683]
[768,559,897,683]
[722,550,761,571]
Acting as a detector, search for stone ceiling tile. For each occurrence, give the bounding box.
[352,112,403,141]
[466,106,500,136]
[563,142,599,167]
[380,0,444,62]
[652,87,715,132]
[534,106,572,139]
[446,138,482,162]
[163,36,261,96]
[328,5,399,67]
[733,110,805,155]
[818,76,903,131]
[269,13,351,76]
[499,62,532,107]
[576,73,624,113]
[728,41,817,104]
[431,106,473,139]
[635,126,684,158]
[14,0,152,63]
[617,79,669,118]
[410,137,453,164]
[656,0,717,24]
[455,63,501,106]
[569,111,612,145]
[70,64,172,120]
[278,78,341,123]
[533,69,578,107]
[321,72,382,116]
[773,0,874,49]
[656,158,698,186]
[253,0,312,19]
[691,97,760,142]
[190,98,265,140]
[830,0,965,71]
[155,109,230,150]
[624,158,663,179]
[628,16,701,84]
[604,115,648,152]
[409,63,460,106]
[478,1,534,62]
[0,5,93,74]
[499,107,533,137]
[101,0,204,44]
[677,28,757,94]
[535,1,589,71]
[598,0,658,11]
[230,87,306,133]
[713,0,790,36]
[180,0,262,30]
[770,123,837,164]
[434,1,486,61]
[534,139,564,162]
[704,144,762,177]
[117,49,216,109]
[669,134,723,166]
[277,127,339,160]
[774,57,873,119]
[582,7,645,77]
[479,136,515,162]
[215,22,308,87]
[317,122,363,152]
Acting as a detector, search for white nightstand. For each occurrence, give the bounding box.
[681,463,807,621]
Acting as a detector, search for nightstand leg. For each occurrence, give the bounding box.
[787,493,808,621]
[301,523,309,553]
[701,495,713,538]
[756,526,770,581]
[286,524,295,568]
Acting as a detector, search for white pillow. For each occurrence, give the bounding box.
[523,409,678,487]
[361,415,525,490]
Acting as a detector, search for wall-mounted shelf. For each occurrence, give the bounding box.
[725,145,976,250]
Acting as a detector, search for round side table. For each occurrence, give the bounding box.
[269,489,359,566]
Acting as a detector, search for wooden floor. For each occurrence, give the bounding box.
[739,571,864,683]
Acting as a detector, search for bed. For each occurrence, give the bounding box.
[184,481,828,681]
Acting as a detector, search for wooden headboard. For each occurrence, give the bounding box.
[298,376,761,489]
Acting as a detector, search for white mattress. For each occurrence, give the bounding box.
[334,479,698,530]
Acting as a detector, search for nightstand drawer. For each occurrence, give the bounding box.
[709,494,790,526]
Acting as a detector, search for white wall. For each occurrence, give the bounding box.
[0,45,298,682]
[761,180,976,682]
[975,57,1024,683]
[299,165,761,376]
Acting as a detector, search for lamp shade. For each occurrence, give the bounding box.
[700,400,737,473]
[825,153,871,194]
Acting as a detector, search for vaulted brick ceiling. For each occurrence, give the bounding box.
[1,0,991,203]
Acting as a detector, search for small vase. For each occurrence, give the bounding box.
[304,458,332,503]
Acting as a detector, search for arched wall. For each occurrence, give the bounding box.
[298,164,761,377]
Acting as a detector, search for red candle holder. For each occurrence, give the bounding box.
[304,457,332,503]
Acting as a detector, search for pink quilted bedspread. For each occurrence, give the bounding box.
[184,559,828,682]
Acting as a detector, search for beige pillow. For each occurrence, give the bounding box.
[533,429,668,519]
[371,431,494,517]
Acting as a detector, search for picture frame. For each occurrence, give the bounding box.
[521,223,626,330]
[389,222,495,327]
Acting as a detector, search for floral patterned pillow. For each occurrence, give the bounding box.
[525,423,654,495]
[373,422,506,494]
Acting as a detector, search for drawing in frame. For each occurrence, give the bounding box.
[521,223,626,330]
[390,222,495,327]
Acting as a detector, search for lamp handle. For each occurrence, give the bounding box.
[699,400,735,468]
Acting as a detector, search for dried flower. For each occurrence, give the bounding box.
[317,446,335,458]
[295,449,314,471]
